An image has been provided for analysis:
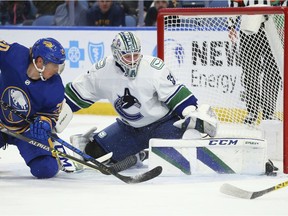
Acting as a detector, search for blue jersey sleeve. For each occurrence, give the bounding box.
[0,40,12,68]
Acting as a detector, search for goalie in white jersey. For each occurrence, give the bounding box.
[65,31,217,162]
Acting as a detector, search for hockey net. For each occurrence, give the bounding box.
[157,7,288,173]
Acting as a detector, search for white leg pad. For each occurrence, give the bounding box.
[149,137,267,176]
[260,120,283,161]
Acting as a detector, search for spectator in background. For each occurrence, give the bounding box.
[54,0,88,26]
[32,1,64,26]
[143,1,154,13]
[33,1,63,16]
[120,1,138,17]
[144,0,172,26]
[86,0,125,26]
[87,1,97,8]
[0,1,7,25]
[0,1,33,25]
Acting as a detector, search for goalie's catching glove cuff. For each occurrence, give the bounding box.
[173,104,218,137]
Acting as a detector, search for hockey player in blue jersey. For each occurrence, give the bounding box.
[65,31,218,164]
[0,38,66,178]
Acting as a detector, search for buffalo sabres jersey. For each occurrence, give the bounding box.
[0,40,64,132]
[65,55,197,128]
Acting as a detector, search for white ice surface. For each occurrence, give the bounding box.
[0,114,287,216]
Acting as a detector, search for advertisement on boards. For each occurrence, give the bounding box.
[0,27,157,84]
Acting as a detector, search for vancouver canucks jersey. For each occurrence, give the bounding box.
[65,55,197,128]
[0,40,64,133]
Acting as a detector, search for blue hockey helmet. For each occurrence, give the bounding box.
[31,38,66,65]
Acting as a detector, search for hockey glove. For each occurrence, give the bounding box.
[173,104,218,137]
[30,116,52,141]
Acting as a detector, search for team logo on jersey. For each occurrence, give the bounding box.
[25,79,31,85]
[114,88,143,121]
[88,42,104,64]
[1,87,30,123]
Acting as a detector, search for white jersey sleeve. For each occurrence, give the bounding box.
[65,55,197,127]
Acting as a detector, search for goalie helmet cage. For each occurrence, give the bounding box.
[157,7,288,174]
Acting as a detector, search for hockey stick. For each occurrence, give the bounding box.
[52,134,140,174]
[0,126,109,172]
[0,100,162,183]
[220,180,288,199]
[0,126,161,183]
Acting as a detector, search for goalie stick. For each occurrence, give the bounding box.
[0,100,162,183]
[220,180,288,199]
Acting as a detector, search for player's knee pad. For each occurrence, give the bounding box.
[28,155,59,179]
[85,140,106,159]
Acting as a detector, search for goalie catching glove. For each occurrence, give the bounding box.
[173,104,218,137]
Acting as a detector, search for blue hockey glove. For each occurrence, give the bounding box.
[30,116,52,141]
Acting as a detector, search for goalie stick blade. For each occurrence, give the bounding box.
[109,155,138,173]
[116,166,163,184]
[98,155,138,175]
[95,152,113,163]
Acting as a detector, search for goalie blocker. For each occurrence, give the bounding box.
[149,127,268,176]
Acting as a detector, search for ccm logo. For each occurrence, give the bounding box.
[209,139,238,145]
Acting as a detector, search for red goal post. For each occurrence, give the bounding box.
[157,6,288,174]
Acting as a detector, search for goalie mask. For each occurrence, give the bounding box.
[111,31,143,79]
[31,37,66,81]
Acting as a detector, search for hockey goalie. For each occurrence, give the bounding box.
[61,31,275,176]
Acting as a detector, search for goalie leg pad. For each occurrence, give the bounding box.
[149,138,267,176]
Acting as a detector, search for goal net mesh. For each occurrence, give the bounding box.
[158,7,288,173]
[158,8,284,129]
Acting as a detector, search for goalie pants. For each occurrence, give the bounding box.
[92,114,186,162]
[239,26,281,120]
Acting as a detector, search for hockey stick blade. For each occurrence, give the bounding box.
[109,155,138,173]
[94,152,113,163]
[115,166,162,184]
[220,181,288,199]
[87,155,136,174]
